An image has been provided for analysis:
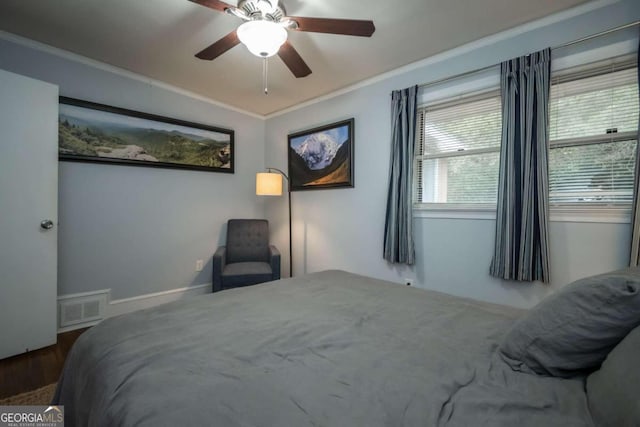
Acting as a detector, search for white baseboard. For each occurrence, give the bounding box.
[107,283,212,318]
[58,319,103,334]
[57,283,212,333]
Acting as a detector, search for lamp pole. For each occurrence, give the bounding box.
[266,167,292,278]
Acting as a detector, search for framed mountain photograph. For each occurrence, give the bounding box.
[287,118,354,191]
[58,97,234,173]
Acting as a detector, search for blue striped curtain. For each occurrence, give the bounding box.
[629,34,640,266]
[384,86,418,265]
[490,49,551,282]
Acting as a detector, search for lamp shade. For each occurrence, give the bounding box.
[256,172,283,196]
[237,20,288,58]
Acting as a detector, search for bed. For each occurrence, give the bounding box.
[54,269,640,426]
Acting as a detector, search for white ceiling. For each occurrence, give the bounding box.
[0,0,591,116]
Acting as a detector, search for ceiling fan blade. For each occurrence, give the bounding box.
[188,0,234,13]
[195,30,240,60]
[278,41,312,78]
[288,17,375,37]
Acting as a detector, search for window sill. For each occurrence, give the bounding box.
[413,204,496,220]
[414,204,631,223]
[549,206,630,224]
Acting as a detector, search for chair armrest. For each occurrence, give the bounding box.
[212,246,226,292]
[269,245,281,280]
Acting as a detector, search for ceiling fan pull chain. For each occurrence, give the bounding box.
[263,56,269,95]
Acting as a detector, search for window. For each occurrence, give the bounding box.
[414,54,639,212]
[414,89,501,205]
[548,56,639,205]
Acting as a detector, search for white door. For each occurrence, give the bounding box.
[0,69,58,359]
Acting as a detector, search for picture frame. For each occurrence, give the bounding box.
[58,97,234,173]
[287,118,354,191]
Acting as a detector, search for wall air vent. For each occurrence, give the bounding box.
[58,290,109,331]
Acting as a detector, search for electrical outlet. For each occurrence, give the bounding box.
[195,259,204,272]
[404,278,413,286]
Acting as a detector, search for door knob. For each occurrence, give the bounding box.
[40,219,54,230]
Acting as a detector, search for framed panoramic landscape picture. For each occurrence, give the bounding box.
[288,118,354,191]
[58,97,234,173]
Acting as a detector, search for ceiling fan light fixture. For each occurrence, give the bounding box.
[255,0,277,15]
[237,20,287,58]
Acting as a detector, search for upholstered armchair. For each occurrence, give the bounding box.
[212,219,281,292]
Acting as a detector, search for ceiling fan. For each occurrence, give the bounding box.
[189,0,375,79]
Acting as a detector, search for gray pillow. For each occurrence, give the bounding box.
[587,326,640,427]
[499,267,640,377]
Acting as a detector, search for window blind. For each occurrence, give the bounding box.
[548,55,639,205]
[415,90,501,204]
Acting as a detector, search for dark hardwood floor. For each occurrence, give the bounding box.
[0,328,87,399]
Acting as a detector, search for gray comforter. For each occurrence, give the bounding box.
[54,270,594,426]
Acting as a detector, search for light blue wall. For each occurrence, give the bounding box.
[0,37,265,299]
[1,0,638,307]
[414,219,630,308]
[264,0,640,308]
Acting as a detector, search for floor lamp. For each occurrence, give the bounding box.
[256,168,292,277]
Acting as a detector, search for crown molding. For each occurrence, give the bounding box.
[265,0,621,119]
[0,0,622,121]
[0,30,265,120]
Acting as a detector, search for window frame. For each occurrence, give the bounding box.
[413,88,502,208]
[413,55,638,222]
[547,56,638,209]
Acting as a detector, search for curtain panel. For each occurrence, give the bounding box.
[490,49,552,283]
[629,34,640,267]
[383,85,418,265]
